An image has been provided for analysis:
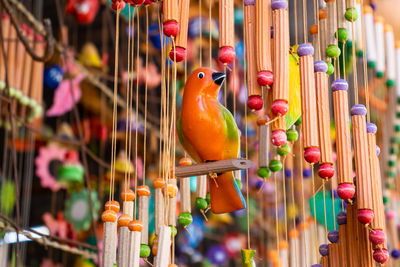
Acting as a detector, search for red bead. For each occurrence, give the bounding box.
[65,151,79,162]
[247,95,263,110]
[373,249,389,264]
[369,230,386,245]
[337,183,355,200]
[163,21,179,37]
[144,0,154,4]
[131,0,145,5]
[271,130,287,147]
[271,100,289,116]
[112,1,126,10]
[357,209,374,225]
[257,71,274,86]
[304,147,320,163]
[318,163,335,179]
[169,47,186,62]
[218,46,236,64]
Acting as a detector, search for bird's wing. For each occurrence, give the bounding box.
[220,105,240,158]
[177,117,202,163]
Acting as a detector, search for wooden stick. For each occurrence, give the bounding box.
[167,178,178,226]
[102,210,118,267]
[117,214,132,267]
[128,220,142,267]
[153,178,165,235]
[154,225,171,267]
[289,229,299,267]
[257,117,270,167]
[137,185,150,245]
[175,158,253,178]
[337,212,349,267]
[196,175,207,199]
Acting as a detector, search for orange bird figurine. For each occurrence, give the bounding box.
[177,68,246,213]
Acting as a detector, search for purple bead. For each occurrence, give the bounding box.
[271,0,288,10]
[314,60,328,73]
[303,169,312,178]
[311,265,322,267]
[319,244,329,256]
[285,169,292,178]
[391,249,400,259]
[297,43,314,57]
[244,0,255,6]
[366,122,377,134]
[332,79,348,91]
[351,104,367,116]
[376,145,381,156]
[337,211,347,225]
[328,230,339,243]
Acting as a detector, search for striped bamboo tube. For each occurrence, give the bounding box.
[154,225,172,267]
[337,212,349,267]
[310,25,320,61]
[351,104,374,225]
[6,20,16,90]
[337,0,346,29]
[162,0,179,37]
[196,175,207,199]
[104,200,120,265]
[121,189,135,218]
[325,0,337,46]
[271,0,289,118]
[19,26,33,113]
[169,0,189,62]
[30,34,45,119]
[244,0,262,106]
[289,229,299,267]
[346,204,359,267]
[386,211,400,257]
[218,0,235,64]
[375,16,385,77]
[358,221,375,267]
[257,117,269,168]
[128,220,142,267]
[102,210,118,267]
[318,9,328,60]
[328,243,340,267]
[255,0,273,86]
[167,178,178,226]
[153,178,165,235]
[363,5,376,68]
[331,79,355,201]
[321,256,329,267]
[117,214,132,267]
[298,43,320,164]
[0,14,11,88]
[179,158,192,214]
[385,24,396,86]
[314,61,334,179]
[137,185,150,245]
[14,25,25,93]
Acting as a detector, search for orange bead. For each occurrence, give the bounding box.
[102,210,117,222]
[310,24,318,35]
[179,157,192,166]
[128,219,143,232]
[169,265,178,267]
[279,240,288,250]
[162,181,178,198]
[289,229,299,239]
[137,185,151,197]
[363,5,373,14]
[153,178,165,189]
[319,9,327,20]
[118,214,132,227]
[396,41,400,49]
[152,237,158,255]
[105,200,120,213]
[256,117,268,126]
[121,189,135,201]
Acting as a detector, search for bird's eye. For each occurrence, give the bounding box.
[198,72,205,79]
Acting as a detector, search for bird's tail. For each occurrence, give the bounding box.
[209,171,246,214]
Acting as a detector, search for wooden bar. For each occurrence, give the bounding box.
[257,117,270,167]
[137,185,150,245]
[175,158,253,178]
[153,178,164,235]
[154,225,172,267]
[117,214,131,267]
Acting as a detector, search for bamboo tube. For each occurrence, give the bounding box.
[117,214,132,267]
[387,211,399,257]
[337,212,348,267]
[19,26,33,106]
[153,178,165,235]
[298,43,320,163]
[154,225,172,267]
[30,34,45,120]
[346,204,359,267]
[318,9,328,60]
[196,175,207,199]
[285,149,293,178]
[385,25,396,85]
[321,256,329,267]
[121,189,135,218]
[0,14,11,87]
[105,200,120,265]
[359,221,375,267]
[355,1,363,53]
[271,0,289,117]
[328,243,340,267]
[162,0,179,37]
[331,79,355,201]
[307,217,317,264]
[374,16,385,77]
[279,241,288,267]
[310,25,320,61]
[169,0,190,62]
[255,0,273,86]
[363,5,377,67]
[167,178,178,226]
[244,1,262,100]
[14,25,26,92]
[337,0,346,28]
[289,229,299,267]
[137,185,150,245]
[271,114,287,147]
[314,61,334,179]
[257,117,270,167]
[102,210,118,267]
[128,220,142,267]
[299,222,310,266]
[325,0,337,46]
[351,104,374,225]
[218,0,235,64]
[6,20,16,90]
[179,158,192,213]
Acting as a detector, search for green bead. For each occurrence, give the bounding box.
[257,167,271,178]
[345,7,358,22]
[277,143,291,156]
[395,125,400,132]
[396,112,400,118]
[286,129,299,142]
[387,170,396,177]
[357,50,364,57]
[383,196,389,204]
[391,137,400,144]
[206,192,211,204]
[387,79,395,87]
[140,244,151,258]
[337,28,348,42]
[294,116,302,126]
[386,181,395,189]
[390,147,398,154]
[326,61,334,75]
[195,197,208,210]
[389,160,396,167]
[368,61,376,69]
[236,179,243,190]
[178,212,193,226]
[169,225,177,237]
[326,45,340,58]
[398,97,400,104]
[376,71,384,78]
[269,160,282,172]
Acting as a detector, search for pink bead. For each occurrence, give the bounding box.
[271,130,287,147]
[218,46,236,64]
[163,21,179,37]
[169,47,186,62]
[387,210,396,220]
[271,100,289,116]
[304,147,320,163]
[357,209,374,225]
[257,71,274,86]
[337,183,355,200]
[373,249,389,264]
[318,163,335,179]
[247,95,263,110]
[369,230,386,245]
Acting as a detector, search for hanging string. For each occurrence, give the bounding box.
[134,8,140,219]
[311,165,319,255]
[209,0,213,67]
[299,128,307,256]
[290,143,299,267]
[331,186,336,230]
[282,160,289,255]
[322,180,328,242]
[302,0,307,43]
[274,172,281,256]
[360,0,370,121]
[157,5,164,178]
[142,6,149,185]
[199,0,202,66]
[350,4,358,104]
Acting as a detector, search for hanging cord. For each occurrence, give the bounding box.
[311,165,319,256]
[299,129,308,257]
[360,0,370,121]
[302,0,308,43]
[274,172,281,256]
[143,6,149,184]
[209,0,212,67]
[199,0,202,66]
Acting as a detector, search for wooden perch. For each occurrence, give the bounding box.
[175,158,253,178]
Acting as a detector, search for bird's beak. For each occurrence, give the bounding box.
[212,72,226,86]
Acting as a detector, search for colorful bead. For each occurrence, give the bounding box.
[286,129,298,142]
[345,8,358,22]
[195,198,208,210]
[269,160,283,172]
[257,167,271,178]
[140,244,151,258]
[178,212,193,226]
[277,143,290,156]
